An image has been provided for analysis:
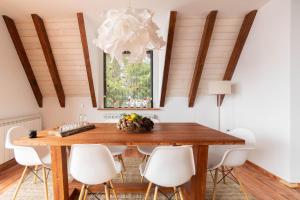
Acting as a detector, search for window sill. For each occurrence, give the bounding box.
[98,108,161,111]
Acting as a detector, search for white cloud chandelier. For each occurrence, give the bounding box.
[94,8,166,65]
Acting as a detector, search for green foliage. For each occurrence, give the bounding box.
[104,53,153,108]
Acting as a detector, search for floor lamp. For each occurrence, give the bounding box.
[208,81,232,131]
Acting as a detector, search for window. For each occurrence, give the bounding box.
[103,51,153,108]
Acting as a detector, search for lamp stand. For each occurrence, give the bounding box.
[217,94,221,131]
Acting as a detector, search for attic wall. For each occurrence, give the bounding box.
[0,17,39,119]
[222,0,293,182]
[290,0,300,183]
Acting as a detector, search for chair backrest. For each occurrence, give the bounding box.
[143,146,195,187]
[228,128,256,147]
[221,128,256,167]
[5,126,42,166]
[69,144,119,185]
[5,126,27,149]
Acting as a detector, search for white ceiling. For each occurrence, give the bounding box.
[0,0,270,20]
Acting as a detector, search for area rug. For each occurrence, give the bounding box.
[0,157,255,200]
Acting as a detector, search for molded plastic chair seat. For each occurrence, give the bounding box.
[208,128,256,200]
[137,145,156,156]
[5,126,51,200]
[108,145,128,156]
[69,144,121,199]
[140,146,195,200]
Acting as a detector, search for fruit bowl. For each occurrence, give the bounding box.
[117,113,154,133]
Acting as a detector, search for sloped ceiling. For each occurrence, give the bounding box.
[168,17,242,97]
[0,0,269,19]
[0,0,270,101]
[16,18,89,97]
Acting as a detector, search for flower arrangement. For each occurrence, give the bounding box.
[117,113,154,133]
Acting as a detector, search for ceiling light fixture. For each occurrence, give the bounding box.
[94,4,166,65]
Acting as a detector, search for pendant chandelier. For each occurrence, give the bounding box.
[94,7,166,65]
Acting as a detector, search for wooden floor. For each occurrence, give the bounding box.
[1,151,300,200]
[234,162,300,200]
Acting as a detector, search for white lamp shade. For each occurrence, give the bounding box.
[208,81,232,95]
[94,8,166,65]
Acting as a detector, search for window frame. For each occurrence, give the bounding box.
[103,51,154,109]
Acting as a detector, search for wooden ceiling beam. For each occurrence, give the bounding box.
[160,11,177,107]
[77,13,97,108]
[31,14,65,107]
[220,10,257,105]
[188,11,218,107]
[2,15,43,107]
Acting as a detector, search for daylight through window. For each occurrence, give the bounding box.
[104,51,153,108]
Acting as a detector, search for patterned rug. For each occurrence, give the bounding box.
[0,157,255,200]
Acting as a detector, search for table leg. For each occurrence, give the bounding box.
[50,146,69,200]
[189,145,209,200]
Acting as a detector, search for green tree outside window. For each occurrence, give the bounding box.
[104,51,153,108]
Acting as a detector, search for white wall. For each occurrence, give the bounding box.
[0,18,39,119]
[223,0,293,182]
[40,95,222,132]
[290,0,300,183]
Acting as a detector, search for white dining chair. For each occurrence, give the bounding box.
[69,144,122,200]
[105,118,127,180]
[208,128,256,200]
[5,126,51,200]
[140,146,195,200]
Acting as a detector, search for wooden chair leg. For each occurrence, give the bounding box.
[12,166,28,200]
[119,155,126,172]
[33,165,38,184]
[174,187,178,200]
[110,181,118,200]
[222,166,226,184]
[212,169,219,200]
[79,184,86,200]
[141,175,144,183]
[83,186,89,200]
[144,182,152,200]
[105,183,110,200]
[236,176,249,200]
[178,187,184,200]
[42,167,49,200]
[153,186,158,200]
[141,155,147,163]
[120,171,124,183]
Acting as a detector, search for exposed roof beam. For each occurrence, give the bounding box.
[188,11,218,107]
[3,15,43,107]
[160,11,177,107]
[77,13,97,108]
[31,14,65,107]
[220,10,257,105]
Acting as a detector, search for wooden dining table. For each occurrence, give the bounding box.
[14,122,244,200]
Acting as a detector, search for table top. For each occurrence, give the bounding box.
[14,123,245,146]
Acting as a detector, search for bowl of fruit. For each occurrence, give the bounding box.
[117,113,154,133]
